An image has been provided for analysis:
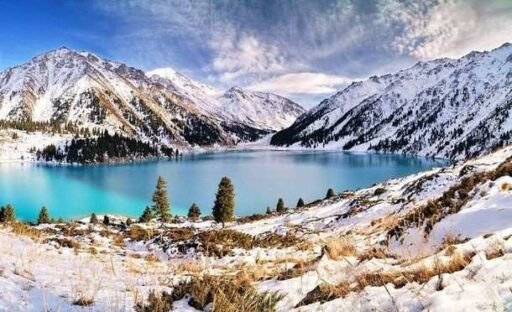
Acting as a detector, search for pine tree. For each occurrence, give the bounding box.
[325,188,335,198]
[139,206,153,223]
[296,198,305,208]
[0,206,5,223]
[152,176,171,222]
[276,198,286,213]
[56,217,64,224]
[187,203,201,221]
[103,215,110,225]
[266,206,272,215]
[90,213,99,224]
[37,206,51,225]
[212,177,235,227]
[1,204,16,223]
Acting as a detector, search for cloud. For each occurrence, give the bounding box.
[209,29,287,82]
[246,72,353,96]
[391,0,512,60]
[92,0,512,99]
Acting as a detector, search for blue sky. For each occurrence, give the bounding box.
[1,1,512,106]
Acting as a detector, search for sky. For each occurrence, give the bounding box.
[1,0,512,107]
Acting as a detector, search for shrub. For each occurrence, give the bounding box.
[168,275,284,311]
[90,213,99,224]
[135,290,172,312]
[324,238,356,260]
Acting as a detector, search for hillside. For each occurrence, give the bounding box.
[272,43,512,160]
[1,145,512,310]
[0,47,304,162]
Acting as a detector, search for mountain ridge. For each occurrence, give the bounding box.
[272,42,512,160]
[0,47,305,149]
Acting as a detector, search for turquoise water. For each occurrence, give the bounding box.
[0,150,446,221]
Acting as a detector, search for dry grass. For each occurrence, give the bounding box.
[324,238,356,260]
[277,257,320,280]
[197,230,309,258]
[296,251,475,307]
[485,240,505,260]
[500,182,510,192]
[126,226,156,241]
[175,260,203,275]
[138,275,284,312]
[73,297,95,307]
[10,222,43,240]
[357,247,394,262]
[296,282,351,307]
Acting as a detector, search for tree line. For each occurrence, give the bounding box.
[1,178,338,227]
[36,131,178,163]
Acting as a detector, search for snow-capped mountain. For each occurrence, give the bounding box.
[217,87,305,131]
[272,43,512,159]
[149,69,305,131]
[0,47,304,147]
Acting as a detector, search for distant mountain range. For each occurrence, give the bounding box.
[272,43,512,160]
[0,47,304,147]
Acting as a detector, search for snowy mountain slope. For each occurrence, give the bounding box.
[2,143,512,311]
[149,69,305,131]
[0,48,303,149]
[272,42,512,160]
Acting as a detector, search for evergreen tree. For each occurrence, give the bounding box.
[296,198,305,208]
[325,188,335,198]
[0,206,5,223]
[266,206,272,215]
[276,198,286,213]
[139,206,153,223]
[187,203,201,221]
[152,176,171,222]
[103,215,110,225]
[90,213,99,224]
[56,217,64,224]
[212,177,235,227]
[37,206,51,225]
[0,205,16,223]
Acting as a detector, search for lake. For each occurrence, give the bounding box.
[0,150,447,221]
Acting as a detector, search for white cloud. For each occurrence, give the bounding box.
[246,72,353,96]
[392,0,512,60]
[209,30,287,82]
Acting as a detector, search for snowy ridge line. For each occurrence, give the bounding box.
[272,42,512,160]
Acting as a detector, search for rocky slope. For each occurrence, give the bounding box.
[0,47,304,150]
[272,43,512,160]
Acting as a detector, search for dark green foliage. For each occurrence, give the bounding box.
[187,203,201,221]
[276,198,286,213]
[139,206,153,223]
[152,176,171,222]
[212,177,235,227]
[103,215,110,225]
[56,217,64,224]
[37,131,175,164]
[296,198,305,208]
[37,206,51,225]
[90,213,99,224]
[266,206,272,214]
[0,204,16,223]
[325,188,335,198]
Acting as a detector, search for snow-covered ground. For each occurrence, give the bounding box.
[1,146,512,311]
[0,130,70,163]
